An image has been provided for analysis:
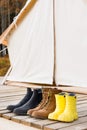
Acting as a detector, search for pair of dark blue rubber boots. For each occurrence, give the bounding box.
[7,88,42,115]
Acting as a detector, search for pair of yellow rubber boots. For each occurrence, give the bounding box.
[48,92,78,122]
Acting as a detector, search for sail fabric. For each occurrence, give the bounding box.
[55,0,87,87]
[7,0,54,84]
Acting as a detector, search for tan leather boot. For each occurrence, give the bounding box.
[32,88,62,119]
[27,88,50,116]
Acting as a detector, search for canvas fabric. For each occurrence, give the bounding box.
[7,0,87,87]
[7,0,54,84]
[55,0,87,87]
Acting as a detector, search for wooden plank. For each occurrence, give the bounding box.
[77,103,87,109]
[0,117,39,130]
[0,100,23,110]
[77,106,87,112]
[11,115,28,123]
[44,116,87,130]
[78,110,87,117]
[0,89,26,94]
[0,84,26,89]
[78,94,86,97]
[58,86,87,95]
[0,100,24,109]
[0,96,24,102]
[2,113,16,120]
[77,94,86,97]
[0,85,26,90]
[31,119,58,129]
[77,105,87,113]
[0,91,26,98]
[0,110,10,117]
[0,85,26,92]
[6,81,42,89]
[0,95,25,102]
[21,117,43,128]
[0,101,22,108]
[59,122,87,130]
[77,96,87,101]
[5,81,87,94]
[77,100,87,105]
[0,107,8,110]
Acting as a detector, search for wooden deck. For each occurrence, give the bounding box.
[0,83,87,130]
[0,117,39,130]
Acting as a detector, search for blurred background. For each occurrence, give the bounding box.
[0,0,26,76]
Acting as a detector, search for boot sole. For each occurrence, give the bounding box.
[31,115,48,119]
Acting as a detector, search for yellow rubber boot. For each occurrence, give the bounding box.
[58,93,78,122]
[48,92,66,120]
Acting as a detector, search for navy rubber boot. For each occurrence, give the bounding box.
[7,88,33,112]
[13,89,42,115]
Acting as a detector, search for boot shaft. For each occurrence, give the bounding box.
[64,93,77,112]
[43,88,62,111]
[35,88,50,109]
[55,93,66,112]
[27,88,31,93]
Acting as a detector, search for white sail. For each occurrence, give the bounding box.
[55,0,87,87]
[7,0,54,84]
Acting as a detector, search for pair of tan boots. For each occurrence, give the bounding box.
[27,88,78,122]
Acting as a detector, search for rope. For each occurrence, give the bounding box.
[0,47,8,54]
[13,16,18,28]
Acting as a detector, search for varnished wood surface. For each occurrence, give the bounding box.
[0,84,87,130]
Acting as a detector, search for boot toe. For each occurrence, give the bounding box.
[27,109,34,116]
[48,112,59,120]
[58,113,74,122]
[13,107,27,115]
[48,113,54,120]
[32,110,48,119]
[7,105,16,112]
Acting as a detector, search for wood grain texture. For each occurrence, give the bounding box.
[0,84,87,130]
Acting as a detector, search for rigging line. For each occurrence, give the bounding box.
[0,47,8,54]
